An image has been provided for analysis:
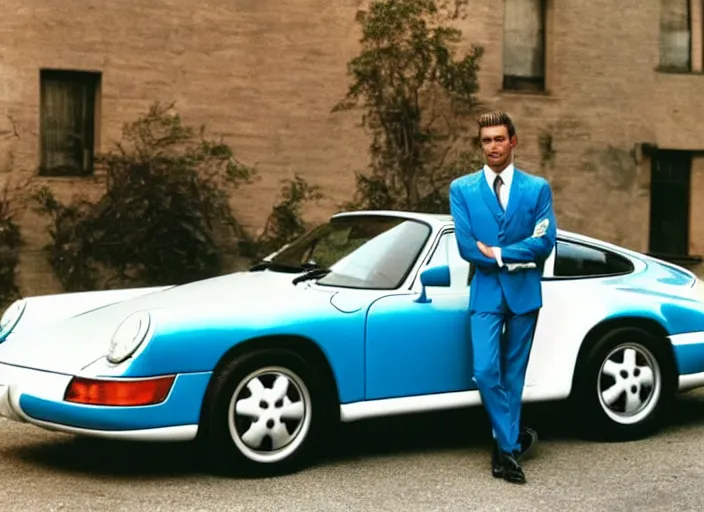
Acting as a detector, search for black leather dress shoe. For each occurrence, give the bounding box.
[497,451,526,484]
[518,427,538,460]
[491,441,502,478]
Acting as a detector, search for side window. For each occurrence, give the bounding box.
[426,232,449,268]
[554,240,634,278]
[425,231,469,288]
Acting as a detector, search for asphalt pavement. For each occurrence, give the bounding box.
[0,391,703,511]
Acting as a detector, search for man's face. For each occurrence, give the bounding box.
[479,125,517,171]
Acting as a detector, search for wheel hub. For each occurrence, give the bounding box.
[227,366,311,463]
[597,343,661,425]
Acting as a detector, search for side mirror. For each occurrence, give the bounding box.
[415,264,451,303]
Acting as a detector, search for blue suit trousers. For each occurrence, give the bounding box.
[470,295,539,453]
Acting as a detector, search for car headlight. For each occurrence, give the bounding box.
[0,299,26,339]
[107,311,152,364]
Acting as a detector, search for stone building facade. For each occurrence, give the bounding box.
[1,0,703,296]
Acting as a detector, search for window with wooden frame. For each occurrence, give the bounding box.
[39,69,101,176]
[502,0,547,92]
[659,0,703,72]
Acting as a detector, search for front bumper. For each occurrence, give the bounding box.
[0,362,211,441]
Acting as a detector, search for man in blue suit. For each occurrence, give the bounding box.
[449,111,557,484]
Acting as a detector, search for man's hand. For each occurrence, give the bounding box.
[476,241,495,259]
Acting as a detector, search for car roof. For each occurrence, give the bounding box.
[332,210,452,227]
[332,210,600,244]
[331,209,652,259]
[330,210,699,283]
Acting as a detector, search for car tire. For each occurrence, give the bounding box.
[198,348,332,476]
[572,327,676,441]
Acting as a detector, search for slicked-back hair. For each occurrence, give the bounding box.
[477,111,516,139]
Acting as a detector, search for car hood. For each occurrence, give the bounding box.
[0,269,320,374]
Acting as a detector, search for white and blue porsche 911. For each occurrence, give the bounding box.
[0,210,703,475]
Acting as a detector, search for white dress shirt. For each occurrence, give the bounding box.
[483,163,513,210]
[483,163,514,267]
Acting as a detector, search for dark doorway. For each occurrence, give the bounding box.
[649,149,691,257]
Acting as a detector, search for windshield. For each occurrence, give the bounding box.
[267,215,432,289]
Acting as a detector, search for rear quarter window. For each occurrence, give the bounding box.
[553,240,634,278]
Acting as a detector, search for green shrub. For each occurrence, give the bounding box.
[240,174,323,261]
[0,183,22,305]
[33,102,255,291]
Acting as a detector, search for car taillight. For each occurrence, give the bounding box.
[64,375,175,406]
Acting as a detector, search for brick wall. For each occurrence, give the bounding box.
[1,0,704,297]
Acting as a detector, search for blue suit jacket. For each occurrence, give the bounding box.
[449,168,557,315]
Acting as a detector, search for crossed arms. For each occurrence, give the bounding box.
[449,179,557,271]
[449,181,498,270]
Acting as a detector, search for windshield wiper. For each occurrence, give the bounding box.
[250,260,305,273]
[292,267,331,284]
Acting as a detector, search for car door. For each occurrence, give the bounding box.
[364,230,478,400]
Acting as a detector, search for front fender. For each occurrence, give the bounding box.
[3,286,172,340]
[84,301,370,404]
